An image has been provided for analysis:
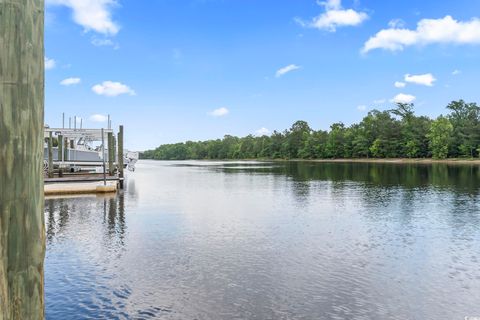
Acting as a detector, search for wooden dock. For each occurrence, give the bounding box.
[44,175,122,184]
[44,181,118,196]
[43,124,127,195]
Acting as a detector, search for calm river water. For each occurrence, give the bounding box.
[45,160,480,319]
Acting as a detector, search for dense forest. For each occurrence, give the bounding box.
[141,100,480,160]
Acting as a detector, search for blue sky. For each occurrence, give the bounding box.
[45,0,480,150]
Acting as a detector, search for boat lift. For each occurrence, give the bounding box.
[43,122,137,189]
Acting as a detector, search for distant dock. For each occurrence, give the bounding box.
[43,119,136,196]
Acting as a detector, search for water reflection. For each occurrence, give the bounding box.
[45,194,127,248]
[105,194,126,247]
[45,161,480,320]
[273,162,480,194]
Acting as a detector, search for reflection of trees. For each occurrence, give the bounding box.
[218,161,480,212]
[278,162,480,229]
[291,181,311,205]
[269,162,480,195]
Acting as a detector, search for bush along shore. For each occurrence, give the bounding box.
[142,100,480,161]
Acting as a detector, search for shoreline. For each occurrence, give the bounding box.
[286,158,480,165]
[141,158,480,165]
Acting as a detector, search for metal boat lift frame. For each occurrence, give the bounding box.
[44,125,125,188]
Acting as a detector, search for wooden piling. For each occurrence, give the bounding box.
[108,132,114,176]
[64,137,69,161]
[118,125,124,188]
[0,0,46,318]
[113,135,117,165]
[57,135,64,177]
[48,132,53,178]
[112,135,117,177]
[58,134,63,160]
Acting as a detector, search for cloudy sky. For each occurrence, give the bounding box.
[45,0,480,150]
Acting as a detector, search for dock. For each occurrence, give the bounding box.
[44,175,122,184]
[43,121,134,196]
[44,181,118,196]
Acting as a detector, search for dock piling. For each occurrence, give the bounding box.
[0,0,46,316]
[58,135,64,176]
[113,135,117,164]
[48,132,53,178]
[102,128,107,186]
[64,137,69,161]
[118,125,124,188]
[108,132,114,176]
[58,134,63,160]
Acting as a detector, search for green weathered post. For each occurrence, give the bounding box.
[64,137,68,161]
[108,132,114,176]
[48,132,53,178]
[113,135,117,168]
[57,135,63,177]
[0,0,46,318]
[118,126,124,188]
[101,128,107,186]
[57,134,63,161]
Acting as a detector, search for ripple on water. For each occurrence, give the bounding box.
[45,161,480,319]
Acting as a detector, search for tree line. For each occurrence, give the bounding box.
[141,100,480,160]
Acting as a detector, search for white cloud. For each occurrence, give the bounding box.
[391,93,416,104]
[357,105,367,111]
[91,38,113,46]
[47,0,119,35]
[452,69,461,75]
[255,127,271,136]
[91,38,118,49]
[322,0,341,10]
[362,16,480,53]
[276,64,301,77]
[45,57,56,70]
[388,19,405,29]
[92,81,135,97]
[60,77,81,86]
[404,73,436,86]
[394,81,406,88]
[89,114,108,122]
[209,107,229,117]
[297,0,368,32]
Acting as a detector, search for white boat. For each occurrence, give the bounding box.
[125,151,139,172]
[43,126,138,172]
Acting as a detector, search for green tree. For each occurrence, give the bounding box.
[447,100,480,157]
[390,103,431,158]
[347,124,369,158]
[427,116,453,159]
[359,110,402,158]
[140,101,480,161]
[284,121,312,158]
[325,123,346,158]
